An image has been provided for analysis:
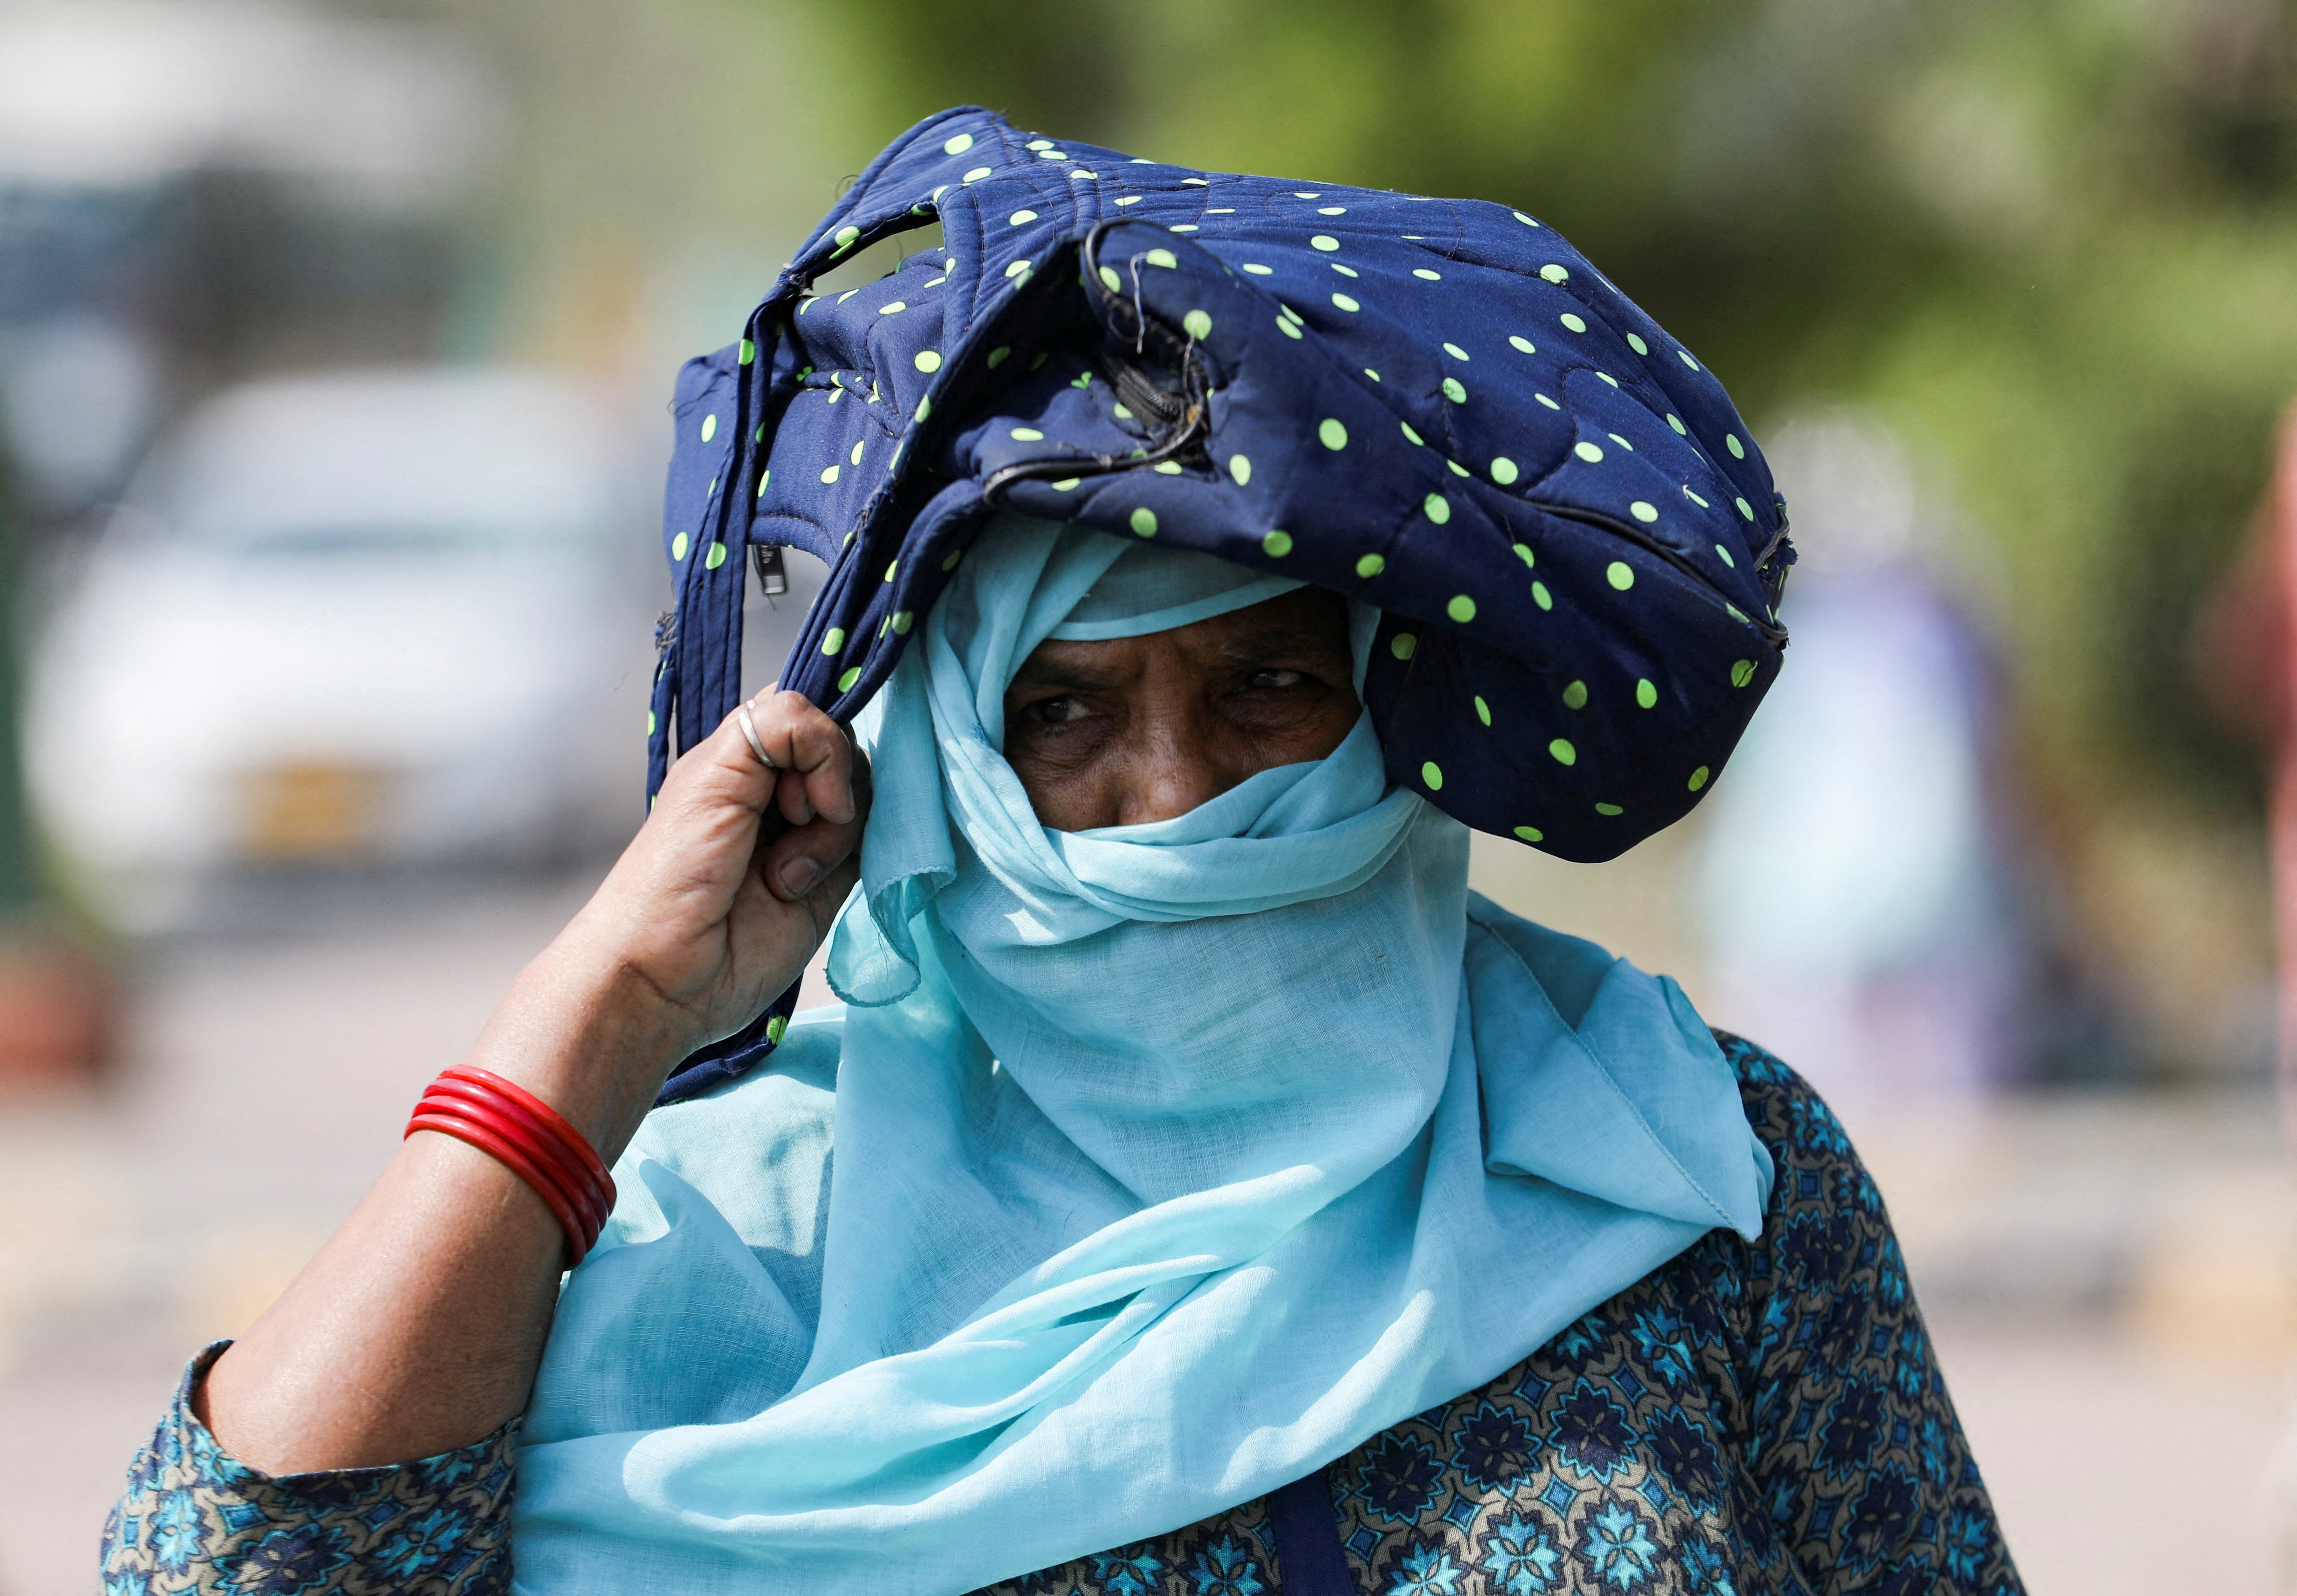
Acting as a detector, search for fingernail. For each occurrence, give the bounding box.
[778,858,823,896]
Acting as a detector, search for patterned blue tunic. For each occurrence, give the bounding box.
[100,1036,2023,1595]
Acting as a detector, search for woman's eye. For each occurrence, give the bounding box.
[1247,669,1307,690]
[1029,696,1088,725]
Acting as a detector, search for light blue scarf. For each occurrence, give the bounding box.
[510,515,1772,1596]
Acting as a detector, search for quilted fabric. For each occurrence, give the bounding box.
[648,105,1792,1094]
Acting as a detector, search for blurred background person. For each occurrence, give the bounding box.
[1696,414,2027,1129]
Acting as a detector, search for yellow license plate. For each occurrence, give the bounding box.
[237,762,394,859]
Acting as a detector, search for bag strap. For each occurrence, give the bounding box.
[1265,1468,1356,1595]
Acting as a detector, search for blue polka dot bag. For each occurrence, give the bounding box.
[649,106,1793,1101]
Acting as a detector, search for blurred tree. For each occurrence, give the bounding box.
[0,451,113,1087]
[775,0,2297,822]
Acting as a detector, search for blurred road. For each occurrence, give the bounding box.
[1,873,2292,1595]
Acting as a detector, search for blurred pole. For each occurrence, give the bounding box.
[2199,403,2297,1594]
[0,464,37,915]
[2192,410,2297,1596]
[2270,403,2297,1589]
[2274,403,2297,1146]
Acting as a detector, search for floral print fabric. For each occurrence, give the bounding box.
[102,1035,2019,1595]
[973,1035,2022,1596]
[100,1345,515,1595]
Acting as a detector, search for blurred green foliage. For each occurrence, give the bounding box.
[790,0,2297,814]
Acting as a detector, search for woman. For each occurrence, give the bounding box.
[104,110,2022,1595]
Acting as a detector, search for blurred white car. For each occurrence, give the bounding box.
[26,367,670,931]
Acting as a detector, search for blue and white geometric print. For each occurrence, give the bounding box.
[648,106,1793,1098]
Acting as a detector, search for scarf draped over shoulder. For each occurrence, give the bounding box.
[512,514,1773,1596]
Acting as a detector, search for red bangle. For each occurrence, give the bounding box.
[423,1078,612,1222]
[442,1067,616,1212]
[403,1069,617,1265]
[414,1093,601,1255]
[408,1108,595,1261]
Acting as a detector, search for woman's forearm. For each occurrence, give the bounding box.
[194,950,696,1473]
[195,690,867,1475]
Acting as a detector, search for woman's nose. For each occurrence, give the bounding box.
[1113,716,1235,827]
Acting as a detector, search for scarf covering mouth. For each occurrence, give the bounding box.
[511,514,1774,1595]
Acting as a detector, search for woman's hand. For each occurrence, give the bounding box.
[200,687,868,1476]
[560,688,870,1064]
[476,687,870,1162]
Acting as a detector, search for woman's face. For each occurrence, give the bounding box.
[1002,586,1361,831]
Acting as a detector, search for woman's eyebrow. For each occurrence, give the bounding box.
[1009,655,1124,691]
[1212,622,1349,664]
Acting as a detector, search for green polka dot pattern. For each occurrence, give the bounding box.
[650,109,1793,1092]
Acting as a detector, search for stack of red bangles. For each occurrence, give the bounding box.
[404,1066,618,1264]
